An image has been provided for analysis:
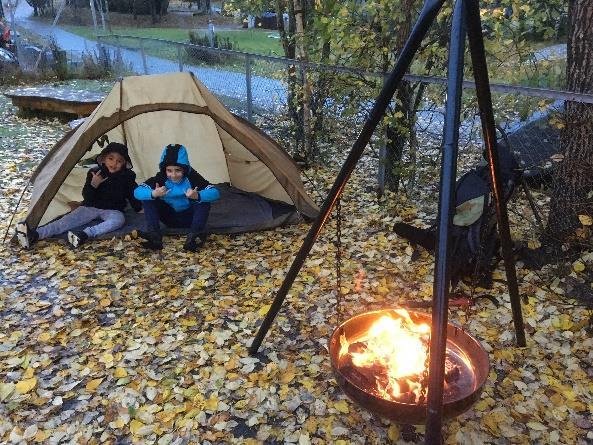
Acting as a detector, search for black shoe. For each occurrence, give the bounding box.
[16,221,39,249]
[67,230,88,248]
[183,233,207,252]
[138,230,163,250]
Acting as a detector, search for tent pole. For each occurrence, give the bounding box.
[248,0,446,355]
[2,179,31,244]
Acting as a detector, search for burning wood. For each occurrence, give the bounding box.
[337,310,462,404]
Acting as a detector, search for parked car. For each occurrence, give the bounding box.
[0,47,18,69]
[0,18,15,53]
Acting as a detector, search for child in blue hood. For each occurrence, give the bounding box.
[134,143,220,251]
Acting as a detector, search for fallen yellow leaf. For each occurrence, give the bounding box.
[129,419,144,434]
[258,304,271,317]
[15,377,37,394]
[388,424,400,441]
[572,261,585,272]
[86,378,103,392]
[204,394,218,411]
[38,332,51,342]
[333,400,350,414]
[113,367,128,378]
[578,214,592,226]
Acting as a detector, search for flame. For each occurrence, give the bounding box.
[339,310,431,402]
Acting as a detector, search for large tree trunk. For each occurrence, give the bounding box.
[384,0,415,192]
[545,0,593,247]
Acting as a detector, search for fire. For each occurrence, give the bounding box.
[338,309,431,403]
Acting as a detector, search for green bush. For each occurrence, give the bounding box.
[49,38,71,80]
[186,31,238,65]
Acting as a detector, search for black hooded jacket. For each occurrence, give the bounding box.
[82,166,142,212]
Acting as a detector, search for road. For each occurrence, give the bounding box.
[13,1,286,111]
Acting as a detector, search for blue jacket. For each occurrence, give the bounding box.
[134,144,220,212]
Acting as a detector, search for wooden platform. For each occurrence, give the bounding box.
[3,87,105,117]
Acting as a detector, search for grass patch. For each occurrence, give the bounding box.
[63,25,283,56]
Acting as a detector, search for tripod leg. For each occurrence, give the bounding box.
[248,0,447,356]
[465,0,526,347]
[425,0,466,443]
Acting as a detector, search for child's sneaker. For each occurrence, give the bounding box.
[67,231,88,248]
[183,233,207,252]
[138,230,163,250]
[15,221,38,249]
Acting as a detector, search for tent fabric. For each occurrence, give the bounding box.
[24,72,319,232]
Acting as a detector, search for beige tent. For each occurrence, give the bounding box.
[24,72,319,234]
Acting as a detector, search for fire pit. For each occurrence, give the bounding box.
[329,308,489,424]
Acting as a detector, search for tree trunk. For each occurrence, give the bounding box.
[545,0,593,246]
[384,1,415,192]
[293,0,313,162]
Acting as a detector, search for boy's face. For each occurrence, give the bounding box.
[165,165,184,183]
[103,152,126,173]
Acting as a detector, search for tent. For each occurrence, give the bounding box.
[23,72,319,236]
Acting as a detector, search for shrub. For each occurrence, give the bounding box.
[48,38,70,80]
[186,31,238,65]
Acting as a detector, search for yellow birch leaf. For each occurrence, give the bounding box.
[38,332,51,342]
[113,367,128,378]
[388,424,400,441]
[99,298,111,307]
[15,377,37,394]
[101,353,114,363]
[280,370,296,384]
[205,394,218,411]
[573,261,585,272]
[180,318,197,327]
[129,419,144,434]
[258,304,271,316]
[23,367,35,379]
[333,400,350,414]
[33,430,49,442]
[482,415,500,435]
[86,378,103,392]
[578,214,592,226]
[113,417,126,429]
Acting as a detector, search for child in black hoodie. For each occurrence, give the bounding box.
[16,142,142,249]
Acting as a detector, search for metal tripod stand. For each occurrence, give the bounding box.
[249,0,526,443]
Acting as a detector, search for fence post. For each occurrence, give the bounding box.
[177,44,183,72]
[245,54,253,122]
[140,39,148,75]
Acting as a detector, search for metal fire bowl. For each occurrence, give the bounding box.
[329,309,489,425]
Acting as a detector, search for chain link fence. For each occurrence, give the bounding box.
[90,34,593,304]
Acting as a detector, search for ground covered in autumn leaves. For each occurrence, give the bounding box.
[1,80,592,444]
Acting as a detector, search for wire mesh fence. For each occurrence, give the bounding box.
[91,34,593,305]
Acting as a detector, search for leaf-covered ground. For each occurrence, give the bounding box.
[1,81,592,445]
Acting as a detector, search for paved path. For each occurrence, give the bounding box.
[14,2,286,111]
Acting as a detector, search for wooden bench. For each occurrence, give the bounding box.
[3,87,105,117]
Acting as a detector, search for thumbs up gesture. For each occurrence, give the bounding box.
[152,183,169,198]
[185,187,199,200]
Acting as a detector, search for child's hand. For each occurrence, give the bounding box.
[90,171,107,188]
[152,183,169,198]
[185,187,199,200]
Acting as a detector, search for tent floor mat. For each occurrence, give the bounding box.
[45,184,305,241]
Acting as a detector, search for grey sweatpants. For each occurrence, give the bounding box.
[37,206,125,240]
